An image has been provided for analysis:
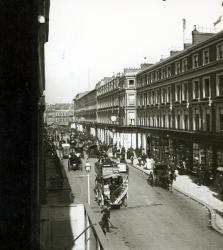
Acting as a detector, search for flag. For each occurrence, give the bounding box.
[214,15,222,26]
[182,18,186,31]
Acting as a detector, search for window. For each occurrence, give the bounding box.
[167,65,171,77]
[216,74,223,96]
[182,58,188,72]
[168,114,172,128]
[161,68,166,79]
[144,93,147,106]
[217,42,223,60]
[161,88,166,103]
[167,86,171,103]
[147,92,150,105]
[192,54,199,69]
[175,61,181,75]
[184,114,188,130]
[203,49,209,65]
[175,84,181,102]
[152,91,155,104]
[156,71,160,81]
[193,79,200,99]
[128,94,135,106]
[147,74,151,83]
[219,108,223,131]
[206,112,210,132]
[128,112,135,125]
[151,72,155,83]
[155,90,160,104]
[203,77,210,98]
[195,113,200,130]
[163,115,165,127]
[177,114,181,129]
[182,82,188,101]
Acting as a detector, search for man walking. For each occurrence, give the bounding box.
[99,204,111,234]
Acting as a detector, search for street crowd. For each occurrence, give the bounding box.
[45,126,223,234]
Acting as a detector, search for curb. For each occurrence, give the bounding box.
[129,163,223,236]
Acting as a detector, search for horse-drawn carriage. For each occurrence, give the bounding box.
[87,144,101,158]
[147,162,175,189]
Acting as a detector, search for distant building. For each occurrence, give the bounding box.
[45,103,73,126]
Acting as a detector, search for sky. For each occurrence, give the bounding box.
[45,0,223,104]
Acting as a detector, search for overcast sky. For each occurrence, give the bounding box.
[45,0,223,104]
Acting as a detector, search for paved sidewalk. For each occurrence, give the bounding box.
[127,159,223,235]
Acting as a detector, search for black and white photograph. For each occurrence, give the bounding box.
[1,0,223,249]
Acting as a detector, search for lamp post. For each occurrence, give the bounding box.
[111,115,117,145]
[129,118,134,147]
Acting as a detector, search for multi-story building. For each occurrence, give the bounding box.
[45,103,73,126]
[74,28,223,174]
[136,28,223,173]
[74,68,140,148]
[73,89,97,136]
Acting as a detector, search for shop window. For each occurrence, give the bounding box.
[185,114,188,130]
[206,113,210,132]
[193,79,200,99]
[203,49,209,65]
[192,53,199,69]
[195,114,200,131]
[217,150,223,168]
[217,42,223,60]
[216,73,223,96]
[220,109,223,131]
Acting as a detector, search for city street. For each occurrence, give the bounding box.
[62,156,223,250]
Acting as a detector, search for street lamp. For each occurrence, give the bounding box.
[129,119,135,147]
[111,115,117,145]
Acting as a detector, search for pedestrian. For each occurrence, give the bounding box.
[85,158,91,173]
[99,204,111,234]
[169,169,176,192]
[197,164,203,186]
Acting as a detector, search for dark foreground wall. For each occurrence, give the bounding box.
[0,2,43,249]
